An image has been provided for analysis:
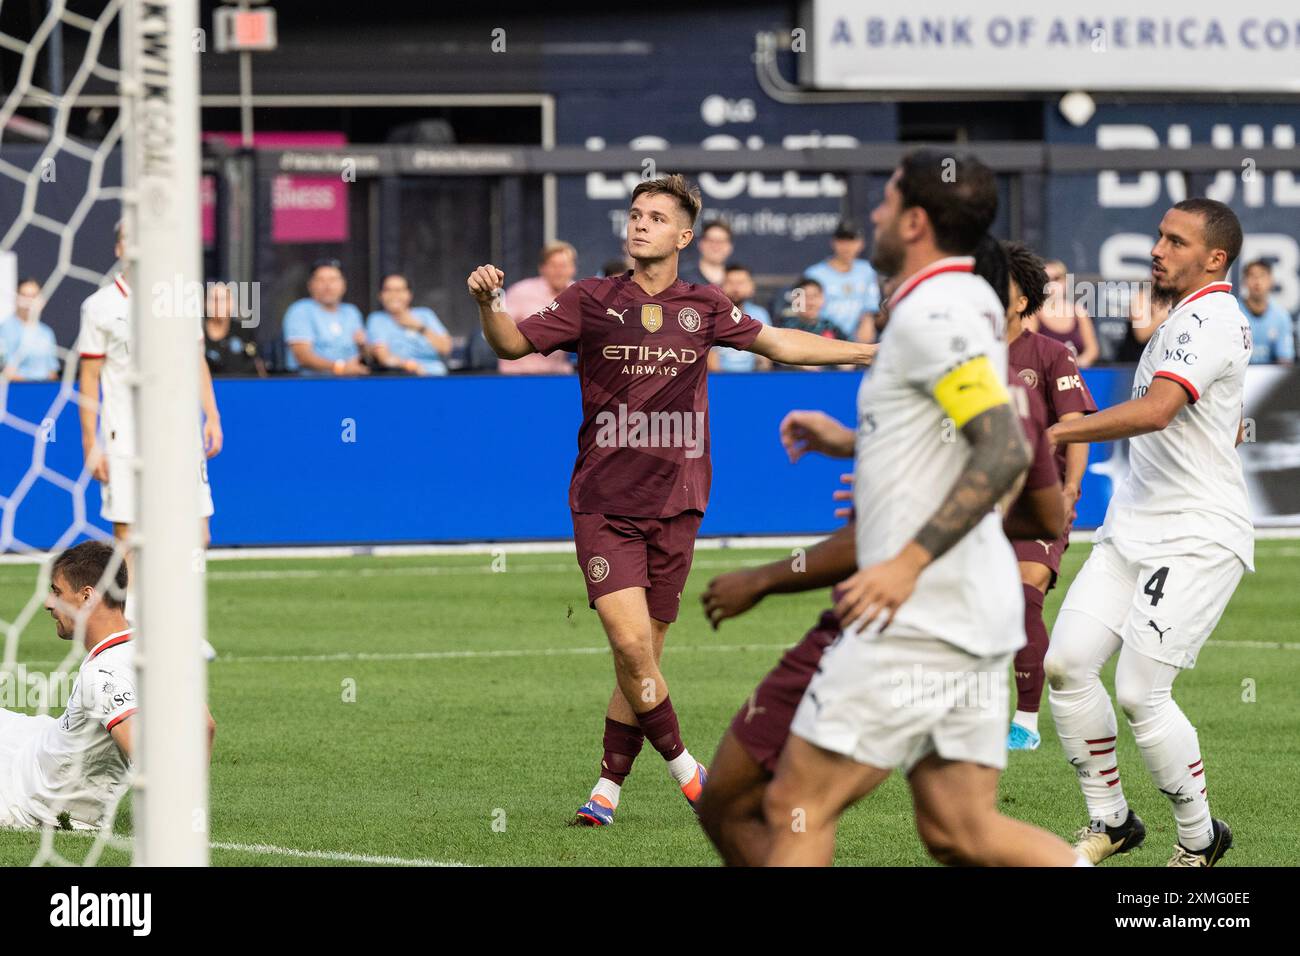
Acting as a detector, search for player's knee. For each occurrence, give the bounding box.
[1113,668,1165,723]
[762,775,809,833]
[607,630,654,675]
[916,814,965,866]
[1042,644,1072,690]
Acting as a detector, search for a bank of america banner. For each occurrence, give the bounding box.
[809,1,1300,92]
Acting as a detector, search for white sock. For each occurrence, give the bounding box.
[1116,648,1214,851]
[590,778,621,809]
[666,750,697,786]
[1012,710,1039,735]
[1046,611,1129,825]
[1073,854,1094,867]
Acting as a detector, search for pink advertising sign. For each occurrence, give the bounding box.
[201,131,350,245]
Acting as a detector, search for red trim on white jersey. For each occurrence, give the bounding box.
[113,274,130,298]
[105,707,137,732]
[79,353,106,359]
[1173,281,1232,312]
[887,257,975,310]
[88,628,133,660]
[1153,370,1200,403]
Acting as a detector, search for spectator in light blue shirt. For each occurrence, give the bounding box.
[1240,259,1295,365]
[283,258,369,375]
[709,264,771,372]
[802,220,881,343]
[1,277,60,381]
[367,273,451,376]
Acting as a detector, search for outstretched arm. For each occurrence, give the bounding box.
[1049,377,1187,445]
[748,325,876,367]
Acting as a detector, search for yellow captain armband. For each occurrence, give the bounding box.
[932,354,1011,428]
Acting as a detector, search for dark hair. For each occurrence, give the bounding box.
[796,275,824,292]
[972,235,1009,311]
[631,174,703,227]
[700,219,733,240]
[309,257,345,279]
[1172,198,1243,269]
[379,272,410,290]
[51,541,127,610]
[724,262,751,275]
[896,150,998,255]
[1000,241,1049,318]
[1243,258,1272,276]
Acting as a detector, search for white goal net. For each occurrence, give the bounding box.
[0,0,208,866]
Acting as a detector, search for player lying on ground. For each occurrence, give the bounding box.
[696,236,1069,867]
[1044,198,1253,867]
[78,222,223,658]
[997,242,1097,752]
[0,541,216,831]
[468,175,877,827]
[755,151,1083,867]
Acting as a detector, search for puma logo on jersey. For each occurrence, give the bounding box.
[1147,619,1171,642]
[606,308,626,324]
[1191,313,1210,327]
[743,691,767,724]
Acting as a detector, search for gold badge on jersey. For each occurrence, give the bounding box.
[640,304,663,333]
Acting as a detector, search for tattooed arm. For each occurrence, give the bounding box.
[833,403,1031,631]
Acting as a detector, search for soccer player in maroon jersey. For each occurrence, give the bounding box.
[1000,241,1097,752]
[467,174,876,827]
[696,250,1066,866]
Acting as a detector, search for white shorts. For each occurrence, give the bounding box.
[790,630,1012,776]
[100,452,214,525]
[1060,536,1245,669]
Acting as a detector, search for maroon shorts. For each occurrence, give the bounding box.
[729,609,841,775]
[1012,530,1071,589]
[571,509,704,623]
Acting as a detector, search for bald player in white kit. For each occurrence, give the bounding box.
[1045,198,1253,868]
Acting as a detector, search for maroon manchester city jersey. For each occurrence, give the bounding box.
[1008,329,1097,478]
[516,272,765,518]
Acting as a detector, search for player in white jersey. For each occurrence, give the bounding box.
[1044,199,1252,867]
[763,151,1084,866]
[0,541,216,830]
[78,224,223,656]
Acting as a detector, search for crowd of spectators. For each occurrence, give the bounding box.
[4,236,1298,381]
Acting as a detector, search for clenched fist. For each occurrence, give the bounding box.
[467,264,506,305]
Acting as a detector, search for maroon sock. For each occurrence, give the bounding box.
[1014,583,1048,714]
[599,718,645,786]
[635,696,685,762]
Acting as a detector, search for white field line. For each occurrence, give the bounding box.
[4,531,1300,567]
[16,636,1297,672]
[208,841,466,867]
[4,828,466,867]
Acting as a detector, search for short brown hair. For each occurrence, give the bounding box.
[1243,258,1272,276]
[700,219,732,240]
[1173,197,1243,269]
[51,540,128,610]
[631,174,702,227]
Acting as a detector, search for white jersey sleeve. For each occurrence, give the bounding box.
[84,657,139,732]
[77,295,109,358]
[1150,308,1236,404]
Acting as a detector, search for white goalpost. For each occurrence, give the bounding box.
[120,0,209,867]
[0,0,208,865]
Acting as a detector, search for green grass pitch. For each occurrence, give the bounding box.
[1,539,1296,866]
